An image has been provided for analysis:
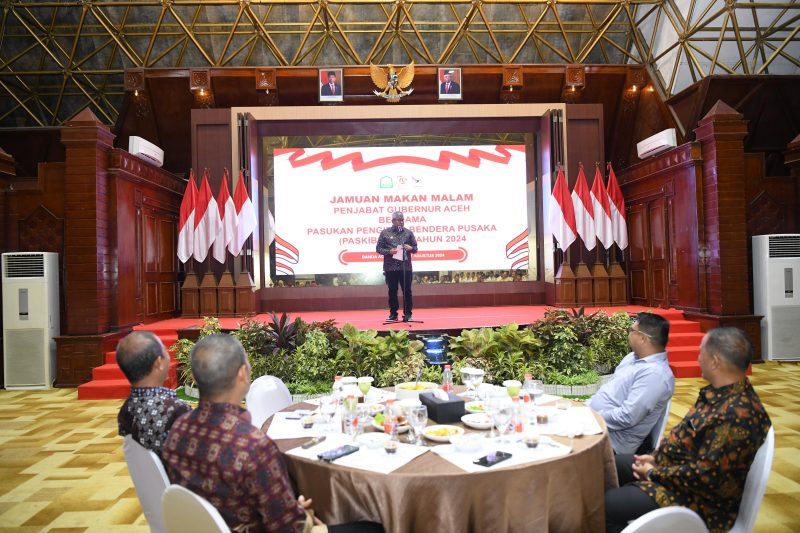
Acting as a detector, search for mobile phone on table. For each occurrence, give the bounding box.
[317,444,359,462]
[473,451,512,467]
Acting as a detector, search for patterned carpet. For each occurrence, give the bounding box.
[1,362,798,532]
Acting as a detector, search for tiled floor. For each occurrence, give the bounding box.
[0,362,798,532]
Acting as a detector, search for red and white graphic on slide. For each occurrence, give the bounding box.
[505,228,529,270]
[275,235,300,276]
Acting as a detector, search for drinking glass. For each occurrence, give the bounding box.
[408,405,428,445]
[484,396,499,440]
[357,377,373,397]
[531,380,544,404]
[459,368,478,398]
[320,395,338,433]
[492,402,513,443]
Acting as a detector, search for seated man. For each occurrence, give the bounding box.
[117,331,191,456]
[162,334,382,533]
[605,327,771,533]
[588,312,675,454]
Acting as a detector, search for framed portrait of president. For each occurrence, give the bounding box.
[319,68,343,102]
[438,67,462,101]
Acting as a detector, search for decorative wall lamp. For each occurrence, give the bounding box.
[625,67,647,94]
[255,68,277,94]
[500,65,523,103]
[190,69,213,107]
[124,69,145,97]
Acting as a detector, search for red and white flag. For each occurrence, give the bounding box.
[177,171,197,263]
[228,170,258,257]
[606,163,628,250]
[547,167,577,251]
[212,170,237,264]
[590,165,614,250]
[571,163,596,251]
[193,169,221,263]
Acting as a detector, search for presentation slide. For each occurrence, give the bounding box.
[273,145,530,276]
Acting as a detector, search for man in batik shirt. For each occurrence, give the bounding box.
[117,331,191,456]
[605,327,771,533]
[162,334,383,533]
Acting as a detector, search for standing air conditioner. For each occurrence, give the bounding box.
[2,252,60,388]
[752,235,800,360]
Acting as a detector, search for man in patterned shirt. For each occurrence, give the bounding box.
[604,327,771,533]
[117,331,191,456]
[162,334,383,533]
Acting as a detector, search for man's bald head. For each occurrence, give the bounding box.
[116,331,166,384]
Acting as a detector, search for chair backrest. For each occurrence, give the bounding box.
[650,398,672,451]
[729,425,775,533]
[621,506,708,533]
[162,484,231,533]
[245,375,292,429]
[122,435,170,533]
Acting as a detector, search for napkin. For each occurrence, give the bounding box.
[535,406,603,437]
[286,433,429,474]
[431,436,571,473]
[266,411,329,439]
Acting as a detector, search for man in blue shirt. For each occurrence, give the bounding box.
[587,312,674,454]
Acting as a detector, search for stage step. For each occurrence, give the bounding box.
[669,361,703,378]
[667,320,702,334]
[79,332,180,401]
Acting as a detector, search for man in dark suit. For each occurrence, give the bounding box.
[320,71,341,96]
[440,70,460,95]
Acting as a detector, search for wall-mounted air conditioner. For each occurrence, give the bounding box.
[128,135,164,168]
[753,234,800,361]
[2,252,60,388]
[636,128,677,159]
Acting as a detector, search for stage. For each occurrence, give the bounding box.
[77,305,706,399]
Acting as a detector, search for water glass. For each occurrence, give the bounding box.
[531,380,544,404]
[492,403,513,443]
[320,395,338,432]
[408,405,428,445]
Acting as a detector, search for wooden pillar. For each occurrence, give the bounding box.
[217,270,236,317]
[575,261,593,305]
[554,261,576,307]
[592,262,611,306]
[199,271,218,316]
[235,271,256,316]
[60,109,115,335]
[181,271,200,317]
[609,260,628,305]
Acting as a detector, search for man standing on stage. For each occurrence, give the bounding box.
[376,211,418,321]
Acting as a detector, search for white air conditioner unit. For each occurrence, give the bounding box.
[636,128,677,159]
[128,135,164,168]
[753,234,800,361]
[2,252,60,389]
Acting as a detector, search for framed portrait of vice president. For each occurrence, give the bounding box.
[438,67,462,101]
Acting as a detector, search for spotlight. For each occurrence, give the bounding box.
[423,335,448,365]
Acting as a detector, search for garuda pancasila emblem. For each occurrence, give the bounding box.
[370,62,414,103]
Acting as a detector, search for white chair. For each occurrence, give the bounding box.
[621,506,708,533]
[245,375,292,429]
[729,426,775,533]
[122,435,170,533]
[649,398,673,451]
[162,484,231,533]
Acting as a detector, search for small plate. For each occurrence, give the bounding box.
[356,432,391,449]
[423,425,465,443]
[461,413,493,430]
[363,403,385,416]
[464,401,486,413]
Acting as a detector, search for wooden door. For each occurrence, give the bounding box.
[141,206,178,322]
[627,198,669,307]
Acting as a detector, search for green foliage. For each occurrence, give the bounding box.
[333,323,379,376]
[545,370,601,386]
[171,316,222,387]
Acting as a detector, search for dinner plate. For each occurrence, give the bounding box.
[464,401,486,413]
[461,413,493,430]
[423,425,465,443]
[372,417,411,434]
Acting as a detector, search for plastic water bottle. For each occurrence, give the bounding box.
[383,399,399,440]
[512,396,525,436]
[442,364,454,393]
[332,375,343,400]
[523,373,535,395]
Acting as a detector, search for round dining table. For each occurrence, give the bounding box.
[266,394,618,533]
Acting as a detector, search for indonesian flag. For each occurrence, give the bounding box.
[228,170,258,257]
[193,169,221,263]
[177,171,197,263]
[590,165,614,250]
[212,170,237,264]
[571,163,596,251]
[547,167,577,251]
[606,163,629,250]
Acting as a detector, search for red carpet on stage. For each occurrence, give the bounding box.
[77,305,706,400]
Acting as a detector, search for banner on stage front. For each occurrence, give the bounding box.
[273,145,529,275]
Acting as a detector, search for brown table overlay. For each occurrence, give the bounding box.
[267,394,618,533]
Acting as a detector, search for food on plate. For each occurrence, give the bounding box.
[398,383,435,391]
[425,426,461,437]
[465,401,485,413]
